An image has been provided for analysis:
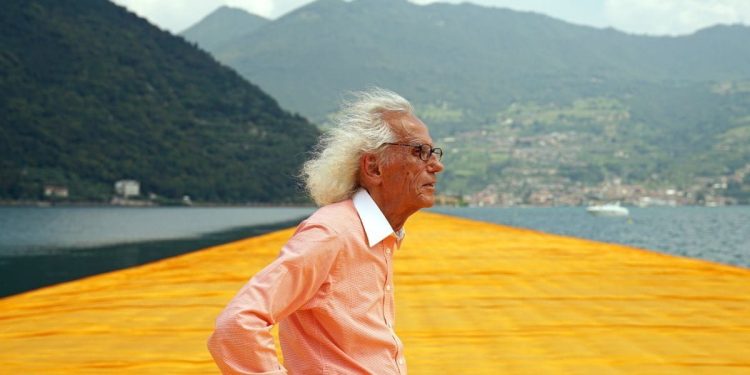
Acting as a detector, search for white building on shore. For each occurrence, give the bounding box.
[114,180,140,197]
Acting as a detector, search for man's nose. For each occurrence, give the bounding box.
[427,156,444,173]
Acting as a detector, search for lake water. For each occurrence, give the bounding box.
[0,206,314,255]
[430,206,750,269]
[1,205,748,297]
[0,206,314,297]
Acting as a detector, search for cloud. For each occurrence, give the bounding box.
[604,0,750,35]
[111,0,750,35]
[112,0,223,32]
[225,0,274,18]
[112,0,289,30]
[228,0,320,19]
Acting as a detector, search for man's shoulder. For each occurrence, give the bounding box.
[304,199,361,235]
[281,200,361,266]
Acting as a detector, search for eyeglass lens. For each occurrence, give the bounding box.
[419,145,443,161]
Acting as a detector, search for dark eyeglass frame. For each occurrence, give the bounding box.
[382,142,443,161]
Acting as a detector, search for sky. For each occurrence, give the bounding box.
[110,0,750,36]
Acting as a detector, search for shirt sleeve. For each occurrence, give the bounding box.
[207,221,341,375]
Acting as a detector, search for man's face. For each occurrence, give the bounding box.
[380,113,444,215]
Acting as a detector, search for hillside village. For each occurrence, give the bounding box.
[456,169,748,207]
[437,123,750,207]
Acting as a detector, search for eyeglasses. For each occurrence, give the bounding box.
[382,143,443,161]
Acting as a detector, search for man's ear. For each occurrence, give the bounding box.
[360,153,383,186]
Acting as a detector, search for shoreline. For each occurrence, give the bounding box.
[0,217,305,298]
[0,200,317,208]
[432,205,750,270]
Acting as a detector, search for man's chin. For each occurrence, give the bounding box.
[419,193,435,208]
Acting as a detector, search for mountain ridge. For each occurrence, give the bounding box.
[194,0,750,122]
[179,0,750,204]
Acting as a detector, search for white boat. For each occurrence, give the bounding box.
[586,202,629,217]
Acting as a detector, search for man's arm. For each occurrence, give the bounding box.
[207,222,340,375]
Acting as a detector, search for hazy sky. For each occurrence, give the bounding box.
[111,0,750,36]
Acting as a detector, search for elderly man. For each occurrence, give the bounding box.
[207,88,444,374]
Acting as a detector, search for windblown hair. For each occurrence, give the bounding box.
[301,88,414,206]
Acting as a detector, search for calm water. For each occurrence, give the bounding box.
[0,206,314,255]
[0,206,314,297]
[431,206,750,269]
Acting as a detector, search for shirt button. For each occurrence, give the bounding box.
[398,358,405,365]
[385,284,392,291]
[385,248,391,255]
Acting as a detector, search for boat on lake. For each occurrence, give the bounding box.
[586,202,629,217]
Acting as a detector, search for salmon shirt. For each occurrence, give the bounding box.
[208,188,407,374]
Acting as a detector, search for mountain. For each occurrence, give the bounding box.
[181,0,750,204]
[191,0,750,122]
[0,0,320,203]
[180,6,269,52]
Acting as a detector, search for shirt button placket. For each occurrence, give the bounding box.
[382,241,402,374]
[383,244,392,323]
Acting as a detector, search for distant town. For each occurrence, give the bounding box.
[439,163,750,207]
[29,164,750,208]
[432,110,750,207]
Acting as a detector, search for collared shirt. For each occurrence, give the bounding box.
[352,188,405,247]
[208,188,407,374]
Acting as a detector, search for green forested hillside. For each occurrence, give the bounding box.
[0,0,319,203]
[181,0,750,203]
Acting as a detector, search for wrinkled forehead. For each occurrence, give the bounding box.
[382,111,433,144]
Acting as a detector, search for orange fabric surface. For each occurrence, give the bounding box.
[1,211,750,374]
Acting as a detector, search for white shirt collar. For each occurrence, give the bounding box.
[352,188,404,248]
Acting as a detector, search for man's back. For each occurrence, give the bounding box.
[208,197,406,374]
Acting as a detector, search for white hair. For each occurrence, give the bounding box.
[301,88,414,206]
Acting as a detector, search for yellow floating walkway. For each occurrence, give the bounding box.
[1,211,749,374]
